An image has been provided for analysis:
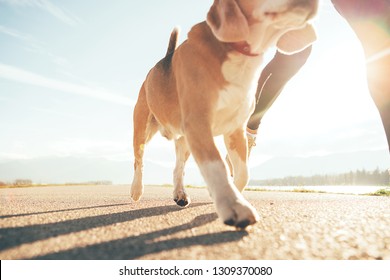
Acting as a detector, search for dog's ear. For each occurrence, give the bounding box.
[206,0,249,42]
[276,23,317,55]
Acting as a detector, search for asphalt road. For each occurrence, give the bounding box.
[0,185,389,260]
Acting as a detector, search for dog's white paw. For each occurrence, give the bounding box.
[130,184,144,202]
[216,197,259,228]
[173,189,191,207]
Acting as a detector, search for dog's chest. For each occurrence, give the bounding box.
[213,54,263,135]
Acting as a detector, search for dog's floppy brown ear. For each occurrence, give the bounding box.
[276,23,317,55]
[206,0,249,42]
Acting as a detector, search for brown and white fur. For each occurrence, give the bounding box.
[131,0,318,228]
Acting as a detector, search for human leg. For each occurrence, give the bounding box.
[332,0,390,152]
[246,46,313,149]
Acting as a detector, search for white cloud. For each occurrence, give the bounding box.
[0,152,32,160]
[0,63,135,106]
[0,0,81,26]
[0,25,33,41]
[48,138,129,157]
[0,25,71,68]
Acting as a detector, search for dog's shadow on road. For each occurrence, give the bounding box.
[1,202,248,259]
[38,211,247,260]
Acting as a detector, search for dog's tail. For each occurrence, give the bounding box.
[165,27,179,56]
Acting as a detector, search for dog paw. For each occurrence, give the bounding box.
[217,198,259,229]
[130,184,144,202]
[173,190,191,207]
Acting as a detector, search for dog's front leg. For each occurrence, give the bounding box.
[183,119,259,228]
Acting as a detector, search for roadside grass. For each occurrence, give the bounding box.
[291,188,327,194]
[248,187,326,194]
[2,183,389,196]
[0,183,112,189]
[160,185,325,193]
[161,184,207,189]
[160,185,384,195]
[366,188,390,197]
[0,184,46,189]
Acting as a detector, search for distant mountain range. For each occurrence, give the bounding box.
[250,149,390,180]
[0,149,388,185]
[0,157,133,185]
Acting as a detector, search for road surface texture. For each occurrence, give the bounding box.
[0,185,389,259]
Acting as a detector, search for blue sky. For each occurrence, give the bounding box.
[0,0,389,183]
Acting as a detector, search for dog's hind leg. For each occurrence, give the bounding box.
[131,84,158,201]
[224,128,249,192]
[173,136,191,207]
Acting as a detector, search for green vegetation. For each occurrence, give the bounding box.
[247,187,269,192]
[291,188,326,194]
[367,189,390,197]
[0,180,113,188]
[246,187,326,194]
[185,184,206,189]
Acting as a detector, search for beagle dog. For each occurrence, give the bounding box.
[131,0,318,228]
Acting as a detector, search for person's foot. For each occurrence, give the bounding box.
[226,127,257,177]
[246,127,257,156]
